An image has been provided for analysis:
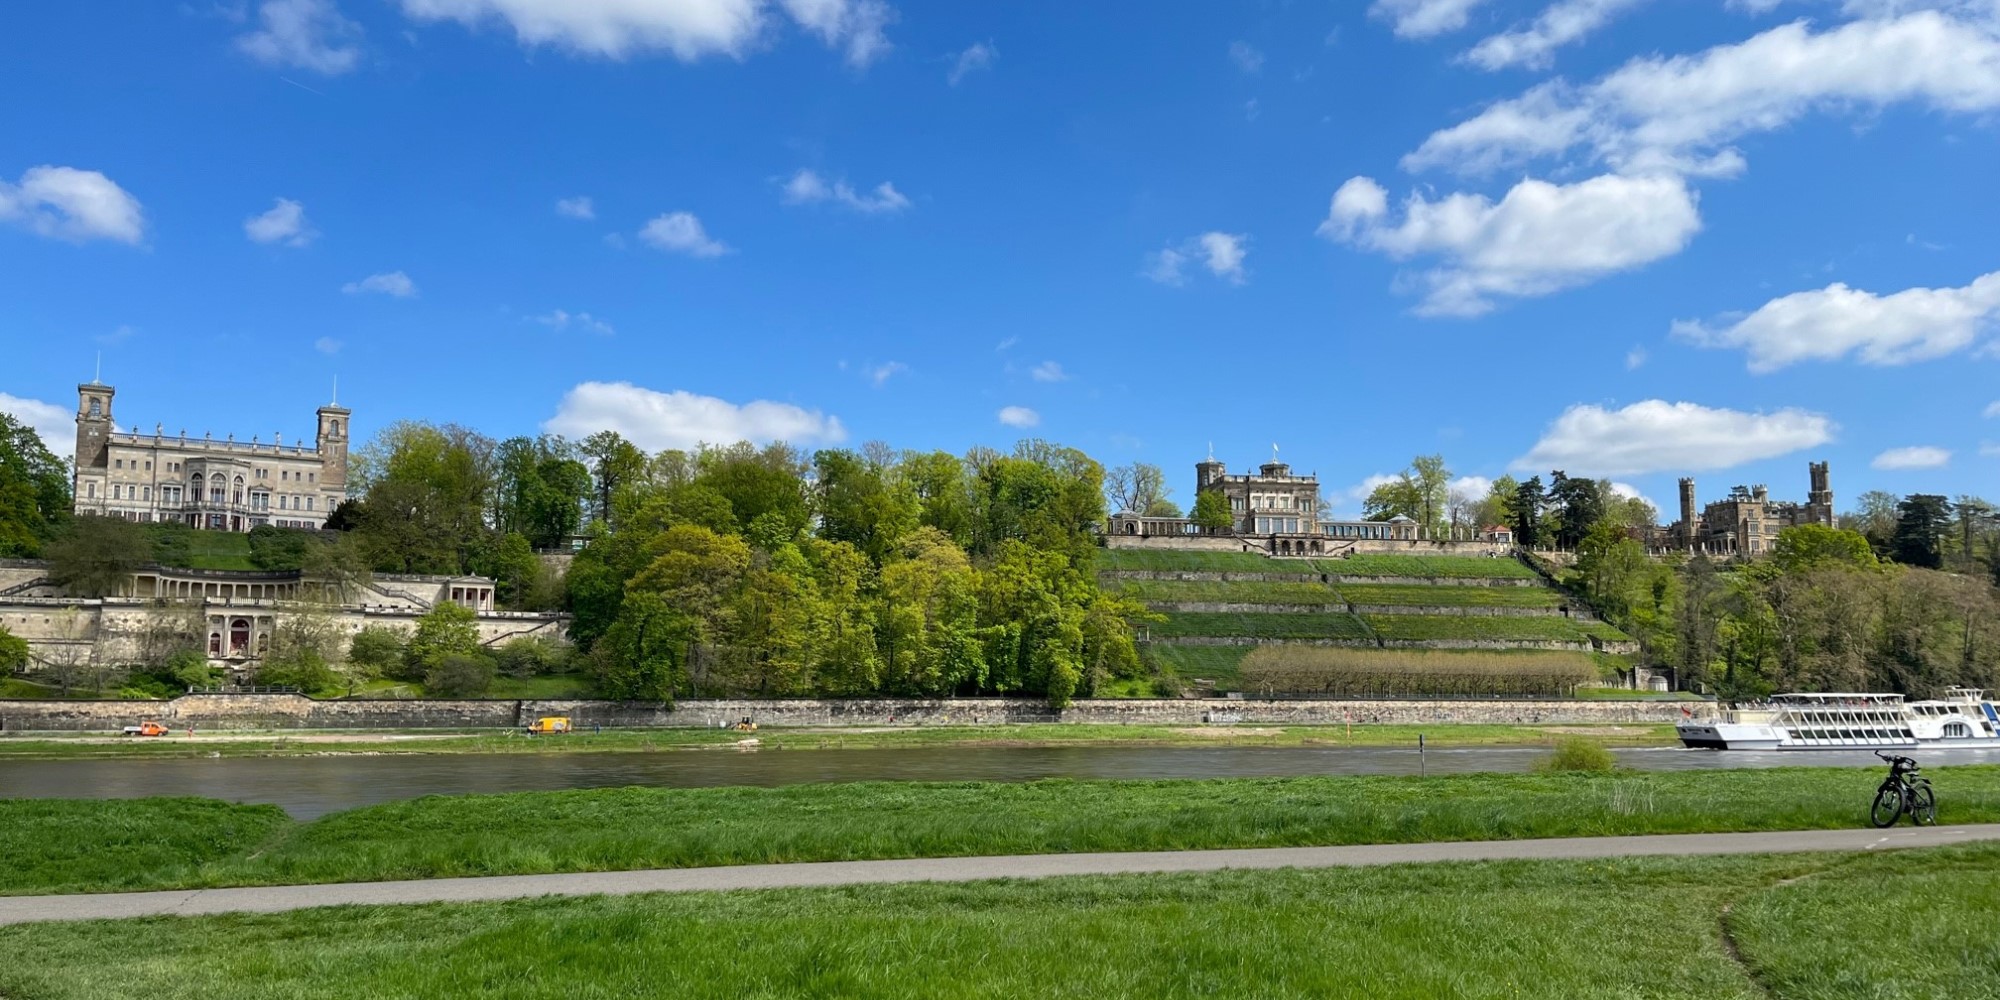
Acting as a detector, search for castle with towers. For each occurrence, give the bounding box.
[69,381,351,532]
[1666,462,1835,555]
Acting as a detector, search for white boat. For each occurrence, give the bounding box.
[1678,687,2000,750]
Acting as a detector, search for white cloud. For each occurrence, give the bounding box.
[1408,12,2000,177]
[780,169,910,213]
[555,196,595,220]
[948,40,995,84]
[544,381,845,451]
[236,0,363,74]
[532,309,615,335]
[314,336,343,354]
[1674,269,2000,372]
[0,166,146,245]
[779,0,893,67]
[1463,0,1650,71]
[1985,400,2000,418]
[1449,474,1495,501]
[342,270,417,297]
[0,393,74,461]
[399,0,894,64]
[638,211,730,256]
[244,197,317,247]
[1982,441,2000,458]
[1873,445,1952,469]
[1145,232,1250,286]
[1371,0,1491,39]
[1229,40,1265,73]
[1513,399,1836,476]
[1030,361,1069,383]
[1625,346,1648,370]
[995,336,1019,351]
[1320,172,1700,316]
[997,405,1040,428]
[863,361,907,387]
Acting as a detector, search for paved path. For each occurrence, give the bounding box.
[4,824,1996,926]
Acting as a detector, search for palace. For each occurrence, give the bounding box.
[1107,453,1422,557]
[69,382,350,532]
[1668,462,1835,555]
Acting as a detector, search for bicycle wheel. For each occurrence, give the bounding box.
[1909,781,1937,826]
[1870,783,1904,827]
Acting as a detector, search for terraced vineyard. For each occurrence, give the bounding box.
[1104,547,1636,692]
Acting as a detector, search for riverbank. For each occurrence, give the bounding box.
[7,766,1999,896]
[0,721,1679,759]
[2,844,1994,998]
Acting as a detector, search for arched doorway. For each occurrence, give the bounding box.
[229,618,251,656]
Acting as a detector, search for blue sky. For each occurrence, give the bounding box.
[2,0,1997,518]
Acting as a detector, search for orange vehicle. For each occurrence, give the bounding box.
[120,721,171,737]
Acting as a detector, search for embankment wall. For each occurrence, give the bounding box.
[0,693,1708,731]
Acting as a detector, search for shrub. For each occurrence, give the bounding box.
[1536,737,1617,773]
[493,636,569,679]
[426,653,497,697]
[346,627,406,681]
[257,650,338,694]
[1239,648,1597,698]
[403,603,480,678]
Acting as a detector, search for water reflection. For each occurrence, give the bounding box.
[3,744,1998,819]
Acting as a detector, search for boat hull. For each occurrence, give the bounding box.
[1677,722,2000,751]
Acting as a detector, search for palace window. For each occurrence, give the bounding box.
[87,483,96,498]
[115,459,123,469]
[306,497,314,511]
[142,486,151,501]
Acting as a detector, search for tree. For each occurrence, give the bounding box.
[300,531,372,605]
[348,421,496,574]
[1771,524,1877,574]
[1844,490,1901,555]
[1511,476,1546,549]
[814,449,919,563]
[1950,495,1995,573]
[1362,478,1422,522]
[1407,455,1450,540]
[594,591,690,703]
[403,602,482,679]
[425,653,496,697]
[44,516,151,598]
[0,625,27,673]
[1191,490,1234,532]
[346,626,406,683]
[1890,494,1953,569]
[1547,471,1604,551]
[0,412,70,557]
[579,430,648,528]
[1106,463,1172,516]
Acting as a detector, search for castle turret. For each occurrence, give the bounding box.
[1195,457,1226,490]
[1807,461,1833,526]
[316,403,351,496]
[1677,477,1696,548]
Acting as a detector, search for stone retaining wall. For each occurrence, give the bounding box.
[0,692,1708,731]
[1144,601,1563,618]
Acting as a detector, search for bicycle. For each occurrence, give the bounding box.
[1870,751,1937,828]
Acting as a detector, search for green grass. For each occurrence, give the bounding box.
[0,798,290,894]
[482,674,600,699]
[3,846,1998,999]
[1096,548,1539,580]
[1149,611,1372,640]
[1108,578,1346,606]
[1334,583,1564,608]
[1362,614,1594,643]
[1138,644,1252,687]
[1312,554,1539,580]
[7,766,2000,895]
[1576,620,1637,642]
[1096,549,1295,572]
[145,524,259,571]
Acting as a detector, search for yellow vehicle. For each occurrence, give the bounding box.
[733,717,758,732]
[525,716,572,735]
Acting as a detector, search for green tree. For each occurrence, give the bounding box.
[1771,524,1878,574]
[348,421,496,574]
[579,430,647,528]
[403,602,482,679]
[1844,490,1901,555]
[814,449,919,563]
[0,624,28,673]
[425,653,496,697]
[1511,476,1546,548]
[1890,494,1953,569]
[346,626,406,682]
[1191,490,1235,532]
[1548,471,1604,551]
[1106,463,1173,516]
[44,515,151,598]
[878,528,983,695]
[1408,454,1450,540]
[1362,478,1422,522]
[0,412,70,557]
[594,591,690,703]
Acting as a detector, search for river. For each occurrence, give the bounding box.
[7,744,2000,819]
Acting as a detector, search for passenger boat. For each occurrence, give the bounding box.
[1677,688,2000,750]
